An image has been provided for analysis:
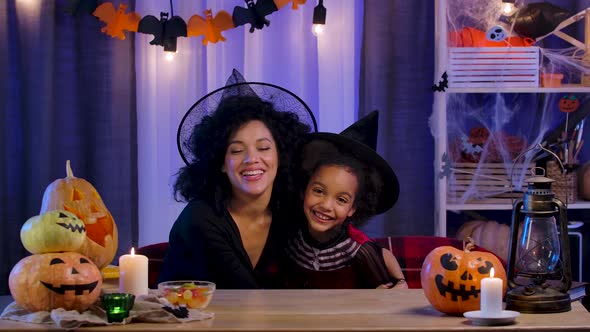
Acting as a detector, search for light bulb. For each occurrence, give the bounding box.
[312,24,324,37]
[502,2,517,16]
[165,51,176,61]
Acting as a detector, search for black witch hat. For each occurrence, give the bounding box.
[300,111,399,214]
[177,69,318,165]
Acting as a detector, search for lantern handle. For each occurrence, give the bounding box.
[509,143,565,206]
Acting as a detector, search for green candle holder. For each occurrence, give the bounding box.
[101,293,135,323]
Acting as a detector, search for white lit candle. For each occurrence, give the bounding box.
[480,267,503,316]
[119,247,148,296]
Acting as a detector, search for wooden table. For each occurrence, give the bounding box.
[1,289,589,331]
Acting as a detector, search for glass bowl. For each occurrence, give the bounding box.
[158,280,215,309]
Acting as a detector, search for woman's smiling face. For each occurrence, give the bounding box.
[223,120,279,199]
[303,164,358,242]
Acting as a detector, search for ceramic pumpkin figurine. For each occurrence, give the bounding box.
[20,210,86,254]
[40,160,118,269]
[9,252,102,312]
[420,239,507,316]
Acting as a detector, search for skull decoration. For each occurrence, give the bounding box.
[486,25,507,42]
[420,242,507,316]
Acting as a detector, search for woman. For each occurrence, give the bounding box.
[158,71,315,288]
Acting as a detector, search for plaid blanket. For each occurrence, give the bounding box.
[374,236,506,289]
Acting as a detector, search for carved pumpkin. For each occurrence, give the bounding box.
[20,210,86,254]
[420,240,507,316]
[40,160,118,269]
[558,94,580,113]
[9,252,102,312]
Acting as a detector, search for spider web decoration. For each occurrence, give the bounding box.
[436,0,590,204]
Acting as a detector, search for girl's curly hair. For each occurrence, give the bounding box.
[298,140,381,228]
[174,95,312,215]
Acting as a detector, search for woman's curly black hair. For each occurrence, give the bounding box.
[174,95,312,215]
[298,140,381,228]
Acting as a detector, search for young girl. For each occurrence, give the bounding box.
[283,111,407,289]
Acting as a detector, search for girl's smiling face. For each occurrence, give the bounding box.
[223,120,278,199]
[303,164,358,242]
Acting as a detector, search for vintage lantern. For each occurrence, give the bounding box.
[506,165,572,313]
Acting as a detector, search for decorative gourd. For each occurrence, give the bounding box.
[420,239,507,316]
[40,160,118,269]
[20,210,86,254]
[456,220,521,262]
[9,252,102,312]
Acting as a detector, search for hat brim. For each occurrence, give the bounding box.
[303,132,399,214]
[177,82,318,165]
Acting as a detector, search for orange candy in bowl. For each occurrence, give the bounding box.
[158,280,215,309]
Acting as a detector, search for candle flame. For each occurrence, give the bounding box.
[130,247,135,255]
[490,267,495,278]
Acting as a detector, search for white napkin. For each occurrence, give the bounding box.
[0,294,214,329]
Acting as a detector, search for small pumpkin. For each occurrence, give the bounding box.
[420,239,507,316]
[20,210,86,254]
[558,94,580,113]
[456,220,522,263]
[40,160,118,269]
[9,252,102,312]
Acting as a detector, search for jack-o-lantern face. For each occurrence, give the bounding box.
[558,95,580,113]
[40,161,118,269]
[420,245,507,316]
[9,252,103,312]
[20,210,86,254]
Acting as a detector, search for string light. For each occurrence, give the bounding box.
[312,0,326,37]
[165,51,176,61]
[501,0,517,16]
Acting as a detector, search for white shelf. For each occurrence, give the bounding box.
[447,201,590,211]
[448,84,590,93]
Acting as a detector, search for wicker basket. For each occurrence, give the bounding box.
[546,161,578,203]
[447,162,533,204]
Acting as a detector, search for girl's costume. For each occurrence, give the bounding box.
[283,225,399,288]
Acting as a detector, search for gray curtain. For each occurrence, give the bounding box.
[0,0,137,295]
[360,0,435,237]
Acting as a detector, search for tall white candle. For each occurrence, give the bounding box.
[480,267,503,316]
[119,247,149,296]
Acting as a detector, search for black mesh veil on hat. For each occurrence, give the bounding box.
[177,69,318,165]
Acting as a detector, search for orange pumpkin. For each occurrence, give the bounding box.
[420,240,507,316]
[558,94,580,113]
[40,160,118,269]
[9,252,102,312]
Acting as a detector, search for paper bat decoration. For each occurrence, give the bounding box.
[187,9,234,45]
[432,72,448,92]
[93,3,140,40]
[138,12,187,52]
[274,0,307,10]
[232,0,278,33]
[65,0,98,16]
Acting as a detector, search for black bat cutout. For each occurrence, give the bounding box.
[432,72,448,92]
[232,0,278,33]
[138,12,187,52]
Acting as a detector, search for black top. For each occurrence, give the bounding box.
[157,200,288,289]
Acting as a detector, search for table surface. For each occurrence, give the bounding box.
[1,289,589,331]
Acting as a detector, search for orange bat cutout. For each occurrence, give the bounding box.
[274,0,307,10]
[93,2,141,40]
[187,9,234,45]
